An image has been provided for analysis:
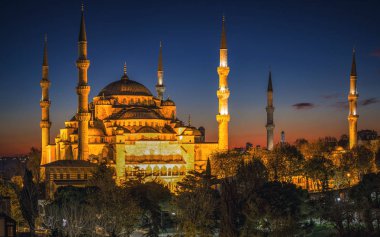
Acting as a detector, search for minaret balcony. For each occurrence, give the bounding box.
[76,60,90,69]
[40,80,51,88]
[348,94,358,100]
[217,67,230,76]
[76,112,91,121]
[76,85,91,95]
[40,100,51,108]
[217,89,230,99]
[216,114,230,123]
[40,120,51,128]
[348,114,359,121]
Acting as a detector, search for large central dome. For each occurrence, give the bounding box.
[98,78,153,97]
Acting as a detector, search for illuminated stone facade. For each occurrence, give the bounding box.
[41,7,225,188]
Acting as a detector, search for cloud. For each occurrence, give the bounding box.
[361,97,379,106]
[332,97,378,110]
[370,48,380,57]
[292,102,315,110]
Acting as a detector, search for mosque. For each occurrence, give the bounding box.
[39,6,362,196]
[40,7,230,195]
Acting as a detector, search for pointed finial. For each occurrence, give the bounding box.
[188,114,191,127]
[78,3,87,42]
[351,47,357,76]
[268,69,273,92]
[220,15,227,49]
[158,41,163,71]
[43,34,48,66]
[121,62,128,80]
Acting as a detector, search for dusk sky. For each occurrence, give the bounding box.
[0,0,379,155]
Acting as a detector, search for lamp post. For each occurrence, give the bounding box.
[347,172,351,188]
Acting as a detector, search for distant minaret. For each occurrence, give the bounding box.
[76,5,91,160]
[348,49,359,149]
[281,131,285,144]
[266,70,274,151]
[156,41,165,100]
[216,16,230,150]
[40,34,51,165]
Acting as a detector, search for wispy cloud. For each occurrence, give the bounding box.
[361,97,379,106]
[370,48,380,57]
[292,102,315,110]
[332,97,378,110]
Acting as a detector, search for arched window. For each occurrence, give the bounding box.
[153,166,160,176]
[161,166,167,176]
[172,166,179,176]
[146,166,152,176]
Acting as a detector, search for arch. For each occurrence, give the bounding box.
[172,166,179,176]
[160,166,167,176]
[146,166,152,176]
[153,166,160,176]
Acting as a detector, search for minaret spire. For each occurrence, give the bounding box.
[216,16,231,150]
[348,48,359,149]
[220,15,227,49]
[266,70,275,151]
[40,34,51,165]
[76,4,91,160]
[79,3,87,42]
[121,62,129,80]
[156,41,165,100]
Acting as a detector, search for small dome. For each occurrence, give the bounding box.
[137,126,159,133]
[161,99,175,106]
[98,79,153,96]
[110,108,163,120]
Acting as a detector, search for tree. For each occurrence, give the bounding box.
[175,171,218,237]
[375,147,380,171]
[267,143,304,182]
[210,150,243,179]
[352,146,374,179]
[88,164,142,237]
[304,156,335,192]
[17,169,39,236]
[241,181,311,236]
[126,176,171,237]
[338,134,349,149]
[350,173,380,233]
[26,147,42,184]
[0,180,24,226]
[45,186,92,237]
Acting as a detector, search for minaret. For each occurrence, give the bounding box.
[216,16,230,150]
[40,34,51,165]
[156,41,165,100]
[348,48,359,149]
[266,70,274,151]
[75,5,91,160]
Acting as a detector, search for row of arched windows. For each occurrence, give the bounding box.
[126,165,186,177]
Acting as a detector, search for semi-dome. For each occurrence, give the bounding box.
[98,79,153,97]
[161,98,175,106]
